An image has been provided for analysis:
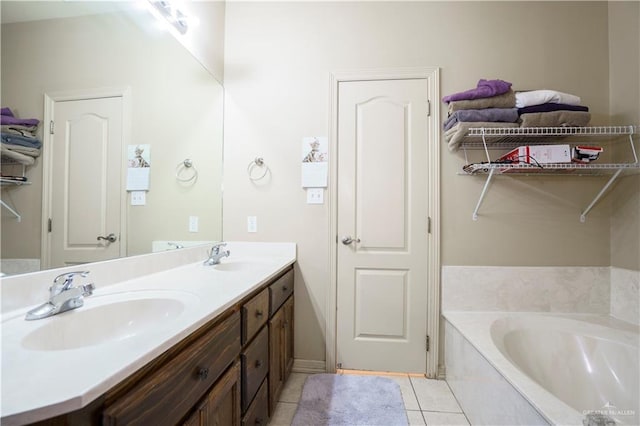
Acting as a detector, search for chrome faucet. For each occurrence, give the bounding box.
[204,242,230,265]
[25,271,95,321]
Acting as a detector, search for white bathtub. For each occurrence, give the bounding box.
[444,312,639,426]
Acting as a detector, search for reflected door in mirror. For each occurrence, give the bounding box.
[48,96,124,268]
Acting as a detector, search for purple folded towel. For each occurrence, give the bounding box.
[0,108,39,126]
[517,103,589,115]
[442,79,512,103]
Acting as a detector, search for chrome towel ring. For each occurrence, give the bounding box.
[247,157,269,181]
[176,159,198,183]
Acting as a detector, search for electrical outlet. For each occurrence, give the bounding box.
[130,191,146,206]
[247,216,257,233]
[189,216,199,232]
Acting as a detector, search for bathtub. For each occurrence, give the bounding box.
[444,312,639,425]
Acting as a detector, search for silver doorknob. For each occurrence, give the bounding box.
[97,233,117,243]
[341,236,361,245]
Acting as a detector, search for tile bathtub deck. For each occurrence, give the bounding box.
[268,372,471,426]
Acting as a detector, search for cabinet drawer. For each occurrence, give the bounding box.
[269,268,293,317]
[242,288,269,345]
[103,311,241,426]
[241,326,269,413]
[242,378,269,426]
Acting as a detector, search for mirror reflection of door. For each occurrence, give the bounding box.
[44,94,125,269]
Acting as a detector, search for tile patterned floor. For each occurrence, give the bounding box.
[268,372,471,425]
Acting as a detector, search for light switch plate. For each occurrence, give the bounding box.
[247,216,257,233]
[189,216,199,232]
[131,191,146,206]
[307,188,324,204]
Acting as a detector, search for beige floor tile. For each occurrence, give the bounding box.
[278,372,311,403]
[406,410,427,425]
[268,401,297,426]
[422,411,469,425]
[410,378,462,413]
[387,375,421,411]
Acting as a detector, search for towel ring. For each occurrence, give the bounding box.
[176,159,198,183]
[247,157,269,181]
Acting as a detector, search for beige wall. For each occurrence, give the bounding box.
[1,8,223,261]
[609,1,640,271]
[223,1,633,364]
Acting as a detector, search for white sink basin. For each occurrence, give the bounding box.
[19,291,198,351]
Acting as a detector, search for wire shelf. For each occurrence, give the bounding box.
[461,125,639,149]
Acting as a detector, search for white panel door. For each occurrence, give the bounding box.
[336,79,429,373]
[49,96,123,268]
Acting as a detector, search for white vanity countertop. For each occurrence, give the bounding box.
[0,242,296,425]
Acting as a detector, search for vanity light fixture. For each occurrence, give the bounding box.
[147,0,189,35]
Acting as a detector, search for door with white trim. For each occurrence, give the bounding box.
[336,78,430,373]
[48,96,123,268]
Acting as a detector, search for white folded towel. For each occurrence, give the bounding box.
[515,90,582,108]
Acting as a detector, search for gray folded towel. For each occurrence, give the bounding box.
[519,111,591,127]
[448,90,516,114]
[444,108,519,131]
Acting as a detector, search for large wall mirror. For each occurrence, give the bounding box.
[1,1,223,275]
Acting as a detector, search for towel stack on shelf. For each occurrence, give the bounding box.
[1,107,42,167]
[442,80,595,152]
[442,79,520,151]
[515,90,591,128]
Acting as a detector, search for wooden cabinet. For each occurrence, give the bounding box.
[268,295,294,415]
[241,377,269,426]
[183,361,241,426]
[241,327,269,412]
[103,312,241,425]
[28,265,294,426]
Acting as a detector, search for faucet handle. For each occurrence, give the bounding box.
[81,283,96,297]
[210,242,227,255]
[53,270,90,284]
[51,271,90,294]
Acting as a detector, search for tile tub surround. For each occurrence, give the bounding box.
[444,318,550,426]
[611,267,640,325]
[1,242,296,425]
[442,266,610,313]
[443,312,639,426]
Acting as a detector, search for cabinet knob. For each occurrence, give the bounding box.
[255,418,263,426]
[255,310,263,318]
[197,367,209,380]
[282,286,288,292]
[255,359,263,368]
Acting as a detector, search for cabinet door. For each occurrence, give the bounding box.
[184,361,241,426]
[282,296,294,380]
[268,307,284,415]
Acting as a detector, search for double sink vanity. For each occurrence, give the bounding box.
[1,242,296,426]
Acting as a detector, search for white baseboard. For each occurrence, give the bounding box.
[438,365,446,380]
[292,359,326,374]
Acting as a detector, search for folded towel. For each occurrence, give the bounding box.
[0,145,35,165]
[444,108,519,131]
[1,124,38,139]
[518,103,589,115]
[519,111,591,127]
[442,79,512,103]
[1,142,40,157]
[515,90,581,108]
[1,133,42,149]
[448,90,516,114]
[444,121,519,152]
[0,108,40,127]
